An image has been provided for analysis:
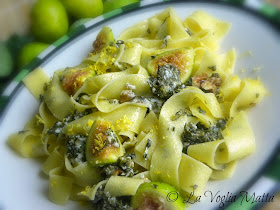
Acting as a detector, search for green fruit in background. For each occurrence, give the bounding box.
[61,0,103,19]
[31,0,69,43]
[68,18,92,33]
[18,42,49,68]
[103,0,139,13]
[0,43,13,78]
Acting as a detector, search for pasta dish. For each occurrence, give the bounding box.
[8,8,267,210]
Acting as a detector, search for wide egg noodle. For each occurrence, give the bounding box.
[117,42,143,66]
[216,48,236,75]
[44,72,75,121]
[61,105,146,143]
[127,38,163,50]
[187,87,224,119]
[39,102,57,130]
[133,171,151,180]
[156,30,218,52]
[39,102,59,155]
[194,50,228,81]
[104,176,147,197]
[210,161,237,180]
[43,147,101,203]
[134,130,158,170]
[147,17,166,39]
[23,67,50,100]
[215,111,256,163]
[118,8,171,40]
[118,19,150,40]
[42,147,64,175]
[119,130,136,146]
[167,8,191,40]
[49,166,73,205]
[183,10,231,41]
[190,30,218,52]
[187,140,226,170]
[219,75,242,117]
[41,147,74,205]
[192,47,207,72]
[230,79,267,117]
[151,87,221,187]
[92,74,151,113]
[179,153,212,197]
[87,41,142,69]
[138,111,158,134]
[188,111,256,170]
[8,130,43,158]
[220,75,242,102]
[65,158,102,187]
[73,65,149,98]
[8,115,45,157]
[69,184,89,201]
[103,106,147,136]
[189,103,217,127]
[122,132,138,149]
[78,180,107,201]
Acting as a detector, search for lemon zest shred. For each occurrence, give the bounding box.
[116,115,133,131]
[35,115,45,125]
[80,186,91,195]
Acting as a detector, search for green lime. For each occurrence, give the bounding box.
[61,0,103,19]
[18,42,49,68]
[103,0,139,13]
[0,42,13,78]
[68,18,92,33]
[31,0,69,43]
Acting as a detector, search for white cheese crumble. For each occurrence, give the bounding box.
[120,90,136,98]
[126,82,136,90]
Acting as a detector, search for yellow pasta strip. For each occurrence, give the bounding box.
[104,176,146,197]
[179,154,212,196]
[49,167,73,205]
[65,158,102,187]
[187,140,225,170]
[210,161,237,180]
[42,147,64,175]
[23,67,50,100]
[216,111,255,163]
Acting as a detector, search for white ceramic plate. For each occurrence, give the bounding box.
[0,1,279,210]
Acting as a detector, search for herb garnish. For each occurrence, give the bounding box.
[93,184,132,210]
[143,139,152,160]
[148,64,185,100]
[66,134,87,165]
[48,109,92,136]
[162,35,171,47]
[198,106,206,114]
[208,66,216,71]
[115,40,124,48]
[101,153,136,178]
[170,109,192,121]
[186,28,193,36]
[181,119,227,153]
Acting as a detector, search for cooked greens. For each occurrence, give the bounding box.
[181,119,228,153]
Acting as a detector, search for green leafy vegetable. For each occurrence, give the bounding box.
[181,119,227,153]
[92,183,132,210]
[66,134,87,165]
[148,64,185,100]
